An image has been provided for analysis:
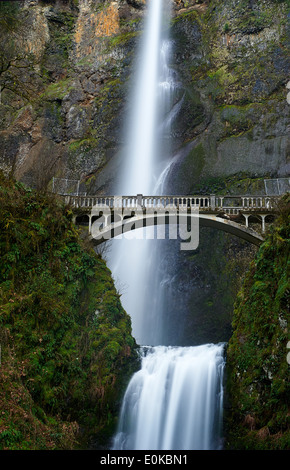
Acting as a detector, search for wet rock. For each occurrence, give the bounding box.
[66,105,91,140]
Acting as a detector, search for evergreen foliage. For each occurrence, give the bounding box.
[0,172,139,449]
[226,194,290,449]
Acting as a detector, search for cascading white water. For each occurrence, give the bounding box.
[116,0,164,196]
[113,344,225,450]
[107,0,226,451]
[106,0,178,345]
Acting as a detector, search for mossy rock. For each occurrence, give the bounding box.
[225,194,290,450]
[0,172,140,449]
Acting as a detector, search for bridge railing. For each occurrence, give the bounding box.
[222,196,276,210]
[64,195,212,210]
[64,194,278,212]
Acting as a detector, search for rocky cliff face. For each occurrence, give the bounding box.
[0,0,142,190]
[167,0,290,193]
[0,0,288,192]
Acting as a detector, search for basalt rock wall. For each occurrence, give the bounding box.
[0,1,289,193]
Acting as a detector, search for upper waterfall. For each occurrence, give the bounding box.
[116,0,164,195]
[106,0,177,346]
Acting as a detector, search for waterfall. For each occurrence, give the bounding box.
[106,0,178,345]
[113,344,225,450]
[106,0,226,451]
[116,0,163,195]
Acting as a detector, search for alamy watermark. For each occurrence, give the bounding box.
[287,81,290,105]
[90,200,200,251]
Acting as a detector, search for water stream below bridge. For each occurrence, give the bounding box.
[113,344,225,451]
[106,0,226,451]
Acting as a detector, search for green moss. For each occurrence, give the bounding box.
[40,79,74,101]
[106,30,140,50]
[0,172,139,449]
[171,9,200,26]
[192,0,290,107]
[69,136,98,152]
[178,143,205,187]
[207,66,236,87]
[225,194,290,450]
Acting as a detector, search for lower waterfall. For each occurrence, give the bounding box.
[112,343,225,451]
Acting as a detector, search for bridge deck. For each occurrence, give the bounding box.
[64,194,278,215]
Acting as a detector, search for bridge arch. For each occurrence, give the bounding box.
[89,212,264,247]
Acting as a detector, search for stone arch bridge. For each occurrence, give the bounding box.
[63,193,280,248]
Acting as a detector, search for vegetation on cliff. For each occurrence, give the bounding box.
[226,195,290,450]
[0,172,139,450]
[168,0,289,195]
